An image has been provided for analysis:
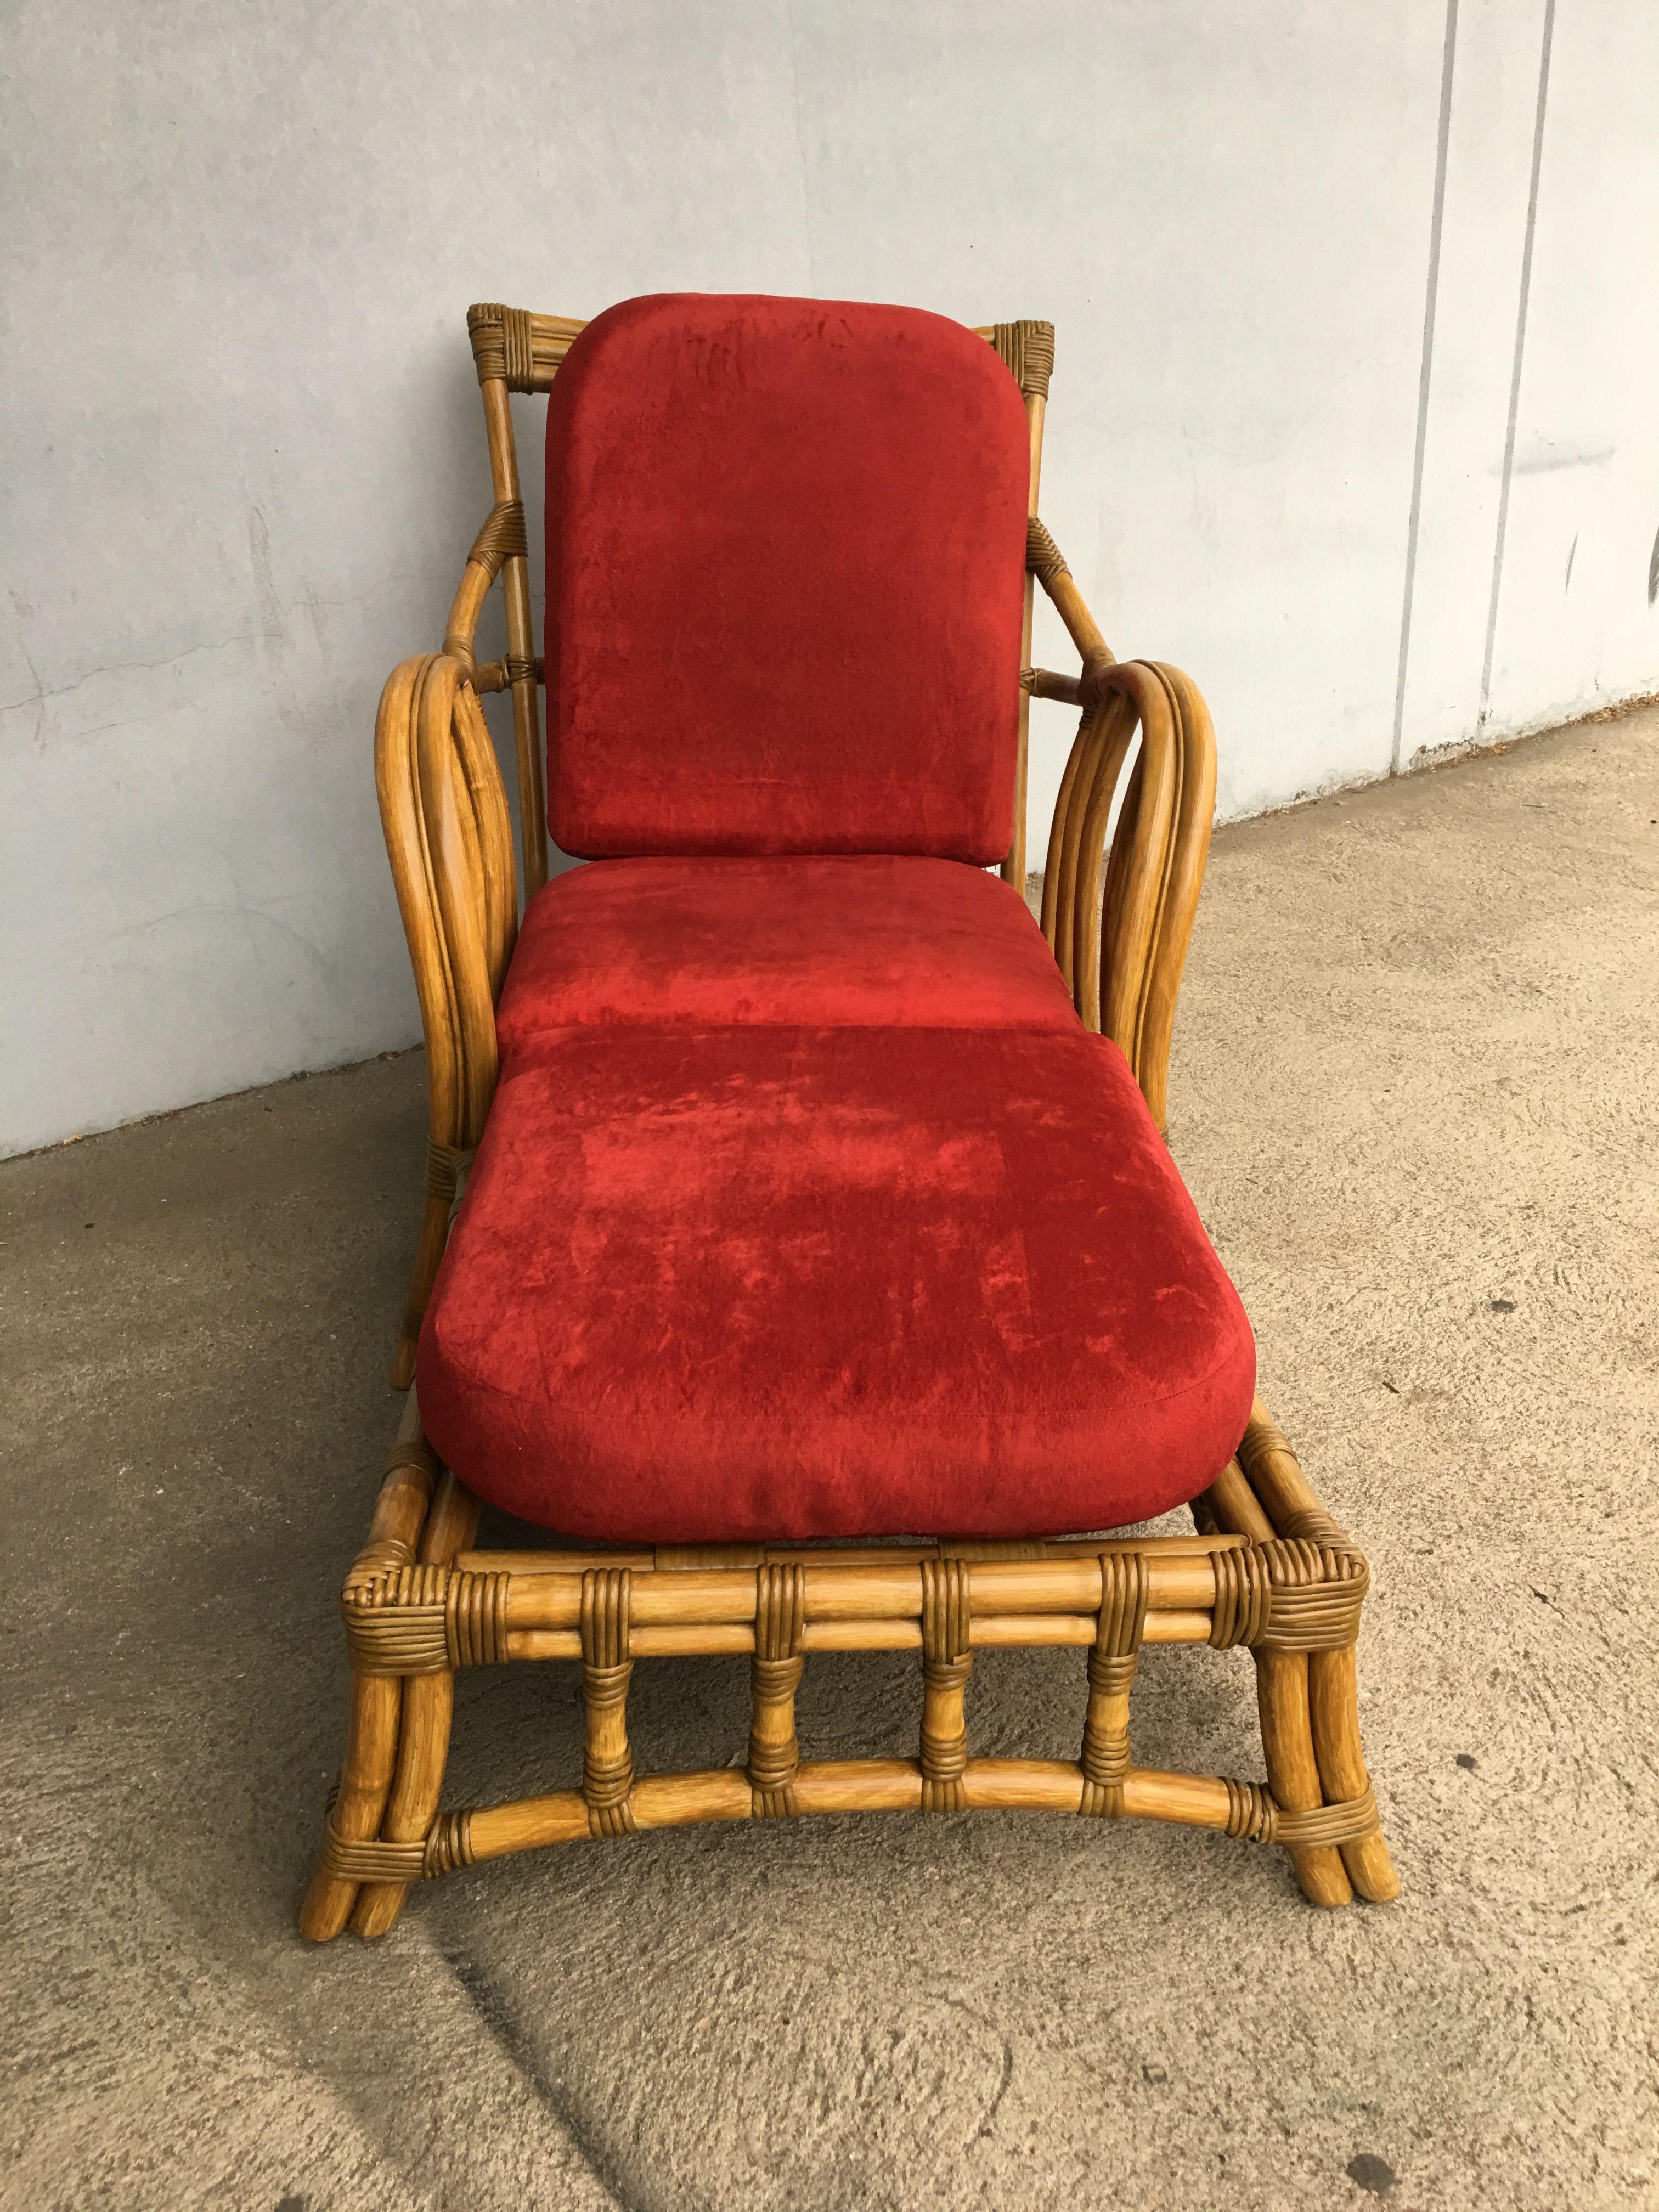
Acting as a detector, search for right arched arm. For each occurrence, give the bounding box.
[1023,523,1218,1136]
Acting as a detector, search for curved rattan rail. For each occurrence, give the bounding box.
[302,301,1398,1939]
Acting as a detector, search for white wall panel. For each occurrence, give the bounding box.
[1,2,1652,1154]
[1483,0,1659,733]
[1394,0,1551,768]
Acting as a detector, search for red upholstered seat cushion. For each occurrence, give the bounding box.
[544,294,1031,861]
[494,856,1079,1048]
[416,1026,1255,1542]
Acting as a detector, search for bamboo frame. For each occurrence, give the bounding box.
[308,299,1397,1936]
[300,1395,1396,1938]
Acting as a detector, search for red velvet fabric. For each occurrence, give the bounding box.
[416,1026,1256,1542]
[544,294,1031,861]
[494,856,1079,1049]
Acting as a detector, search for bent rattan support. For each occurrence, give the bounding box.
[301,1391,1397,1939]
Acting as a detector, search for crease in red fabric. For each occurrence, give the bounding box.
[544,294,1031,861]
[416,1025,1256,1543]
[494,854,1080,1050]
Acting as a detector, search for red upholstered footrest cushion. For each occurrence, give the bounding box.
[494,855,1080,1046]
[416,1025,1255,1542]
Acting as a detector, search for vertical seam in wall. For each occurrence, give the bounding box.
[1479,0,1556,727]
[1392,0,1461,776]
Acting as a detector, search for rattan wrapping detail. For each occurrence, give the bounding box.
[342,1561,449,1672]
[919,1558,973,1811]
[1246,1408,1295,1461]
[503,654,542,688]
[992,319,1056,400]
[1265,1541,1369,1649]
[1079,1550,1149,1816]
[1274,1786,1380,1848]
[1209,1539,1369,1652]
[749,1563,806,1816]
[582,1569,637,1835]
[447,1570,510,1668]
[319,1821,429,1885]
[1025,516,1070,587]
[466,501,528,583]
[1222,1781,1381,1849]
[353,1537,416,1578]
[467,302,538,391]
[423,1809,476,1878]
[425,1140,477,1205]
[341,1562,508,1673]
[1208,1545,1273,1649]
[1222,1779,1278,1843]
[317,1810,476,1883]
[383,1434,441,1486]
[1280,1506,1351,1547]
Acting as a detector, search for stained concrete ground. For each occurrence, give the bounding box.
[4,705,1657,2211]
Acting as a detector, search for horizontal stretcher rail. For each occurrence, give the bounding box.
[345,1531,1371,1663]
[340,1535,1368,1677]
[496,1554,1217,1624]
[505,1609,1215,1661]
[454,1533,1248,1575]
[314,1758,1384,1887]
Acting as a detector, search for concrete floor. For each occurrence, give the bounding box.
[5,707,1657,2210]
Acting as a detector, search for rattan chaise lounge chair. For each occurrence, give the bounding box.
[300,294,1398,1941]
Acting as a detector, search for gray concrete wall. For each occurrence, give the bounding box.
[3,1,1655,1156]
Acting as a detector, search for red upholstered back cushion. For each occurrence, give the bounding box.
[545,294,1031,860]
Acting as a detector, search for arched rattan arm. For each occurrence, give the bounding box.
[376,652,517,1384]
[1128,663,1216,1130]
[1038,660,1215,1134]
[376,658,464,1143]
[432,477,548,896]
[1026,524,1216,1134]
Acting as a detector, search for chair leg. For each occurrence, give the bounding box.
[299,1399,441,1941]
[1254,1651,1353,1907]
[350,1473,482,1938]
[1310,1644,1401,1902]
[298,1673,404,1940]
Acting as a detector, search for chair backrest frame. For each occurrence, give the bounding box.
[459,301,1054,904]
